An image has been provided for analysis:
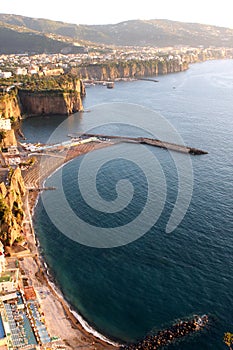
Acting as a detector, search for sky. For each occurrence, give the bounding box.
[0,0,233,28]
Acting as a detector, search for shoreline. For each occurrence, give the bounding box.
[22,141,120,350]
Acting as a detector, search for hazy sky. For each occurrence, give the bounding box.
[0,0,233,28]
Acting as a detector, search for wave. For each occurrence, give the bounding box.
[44,271,120,347]
[70,309,121,347]
[36,158,122,347]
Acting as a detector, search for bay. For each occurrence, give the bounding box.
[22,60,233,349]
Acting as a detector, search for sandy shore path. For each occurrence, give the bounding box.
[20,141,119,350]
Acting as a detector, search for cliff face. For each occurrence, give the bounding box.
[78,59,188,80]
[18,90,83,116]
[0,78,85,120]
[19,78,85,116]
[0,167,26,246]
[0,90,22,120]
[2,129,17,148]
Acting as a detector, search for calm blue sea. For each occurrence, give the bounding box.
[23,60,233,349]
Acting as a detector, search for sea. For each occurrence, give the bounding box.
[22,59,233,349]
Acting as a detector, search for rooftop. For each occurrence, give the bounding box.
[0,276,11,283]
[24,286,37,301]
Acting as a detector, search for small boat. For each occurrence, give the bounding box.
[107,82,114,89]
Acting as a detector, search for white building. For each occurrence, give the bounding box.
[28,65,39,75]
[0,242,6,276]
[0,119,11,131]
[0,72,12,79]
[15,67,27,75]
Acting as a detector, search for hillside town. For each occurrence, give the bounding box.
[0,46,232,82]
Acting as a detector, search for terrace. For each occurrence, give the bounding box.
[27,301,50,344]
[0,289,51,349]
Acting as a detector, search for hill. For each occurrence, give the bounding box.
[80,19,233,47]
[0,14,233,53]
[0,19,89,54]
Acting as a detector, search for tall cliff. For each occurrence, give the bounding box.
[0,167,26,246]
[18,78,85,116]
[0,89,22,120]
[0,77,85,120]
[78,59,188,80]
[18,90,83,116]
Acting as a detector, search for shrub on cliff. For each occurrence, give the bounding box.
[0,196,10,222]
[0,131,6,141]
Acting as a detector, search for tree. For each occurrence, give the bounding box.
[0,130,6,141]
[0,197,9,222]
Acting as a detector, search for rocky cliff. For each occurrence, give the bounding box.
[18,78,85,116]
[0,89,22,120]
[78,59,188,80]
[0,78,85,120]
[19,90,83,116]
[0,167,26,246]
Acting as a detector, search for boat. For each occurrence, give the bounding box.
[107,82,114,89]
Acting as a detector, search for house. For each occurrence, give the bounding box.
[0,120,11,131]
[0,243,5,276]
[43,68,64,76]
[0,72,12,79]
[15,67,27,76]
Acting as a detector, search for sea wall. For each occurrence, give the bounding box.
[78,59,188,80]
[0,167,26,246]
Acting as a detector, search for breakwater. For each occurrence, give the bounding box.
[122,315,208,350]
[76,133,208,155]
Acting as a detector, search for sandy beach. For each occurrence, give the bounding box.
[19,141,119,350]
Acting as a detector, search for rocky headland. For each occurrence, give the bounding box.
[78,58,188,80]
[18,76,86,116]
[77,49,231,81]
[0,88,22,120]
[0,75,86,119]
[0,167,25,245]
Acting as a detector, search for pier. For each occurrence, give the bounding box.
[28,186,56,192]
[137,78,159,82]
[77,133,208,155]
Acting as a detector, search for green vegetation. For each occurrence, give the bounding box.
[7,167,14,183]
[9,116,15,123]
[20,77,62,92]
[18,74,77,92]
[0,196,10,222]
[0,169,25,245]
[0,275,11,282]
[1,14,233,49]
[0,131,7,141]
[0,196,11,244]
[19,157,36,168]
[0,23,76,54]
[12,201,24,224]
[0,74,78,93]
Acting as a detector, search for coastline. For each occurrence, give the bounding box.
[18,60,218,349]
[22,141,120,350]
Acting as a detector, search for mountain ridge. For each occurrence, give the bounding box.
[0,14,233,53]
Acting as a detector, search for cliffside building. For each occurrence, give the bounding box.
[0,120,11,131]
[0,72,12,79]
[0,244,5,276]
[15,67,27,76]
